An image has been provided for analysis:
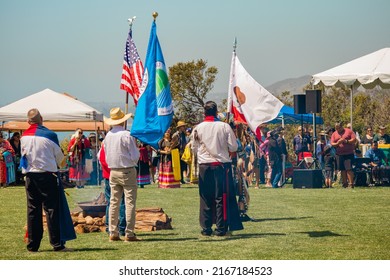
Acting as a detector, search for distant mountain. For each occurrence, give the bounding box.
[84,75,312,115]
[265,75,312,96]
[208,75,313,103]
[87,101,135,117]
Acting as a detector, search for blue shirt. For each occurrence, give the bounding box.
[364,148,387,166]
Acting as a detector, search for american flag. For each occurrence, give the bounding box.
[120,29,144,105]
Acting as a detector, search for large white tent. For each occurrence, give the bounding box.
[311,47,390,126]
[0,88,104,122]
[0,88,105,186]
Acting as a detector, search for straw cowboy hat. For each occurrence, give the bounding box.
[104,107,132,126]
[176,120,186,128]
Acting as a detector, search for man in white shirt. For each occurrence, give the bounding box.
[192,101,243,237]
[104,108,140,242]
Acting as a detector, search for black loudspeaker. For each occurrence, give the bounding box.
[293,169,323,188]
[305,90,322,113]
[294,94,306,114]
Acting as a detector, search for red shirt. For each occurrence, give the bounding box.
[97,143,110,179]
[331,128,356,155]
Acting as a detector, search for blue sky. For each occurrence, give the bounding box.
[1,0,389,107]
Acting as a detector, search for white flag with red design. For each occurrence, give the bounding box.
[227,54,284,132]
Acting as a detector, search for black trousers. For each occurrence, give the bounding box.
[25,172,63,251]
[198,164,226,235]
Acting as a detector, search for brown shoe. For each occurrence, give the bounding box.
[109,235,122,242]
[124,235,141,242]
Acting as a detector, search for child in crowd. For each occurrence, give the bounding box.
[324,145,335,188]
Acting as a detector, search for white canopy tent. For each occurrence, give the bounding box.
[0,88,104,122]
[312,47,390,127]
[0,88,105,186]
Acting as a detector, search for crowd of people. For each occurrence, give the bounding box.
[2,104,389,251]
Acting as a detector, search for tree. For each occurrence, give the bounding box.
[321,86,350,128]
[352,92,376,133]
[278,90,293,107]
[169,59,218,125]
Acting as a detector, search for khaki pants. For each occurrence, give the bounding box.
[109,168,137,237]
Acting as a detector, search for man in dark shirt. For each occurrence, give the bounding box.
[268,130,283,188]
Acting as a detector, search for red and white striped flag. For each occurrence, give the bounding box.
[120,29,144,105]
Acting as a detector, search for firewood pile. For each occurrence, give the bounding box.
[72,207,173,233]
[24,207,173,234]
[25,192,173,234]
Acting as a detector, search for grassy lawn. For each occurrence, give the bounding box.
[0,183,389,260]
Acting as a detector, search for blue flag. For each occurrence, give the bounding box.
[131,21,173,149]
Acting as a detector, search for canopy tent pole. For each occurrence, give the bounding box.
[350,85,353,130]
[281,115,285,184]
[93,115,100,186]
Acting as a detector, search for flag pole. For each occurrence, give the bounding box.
[124,16,136,128]
[153,11,158,21]
[226,37,237,123]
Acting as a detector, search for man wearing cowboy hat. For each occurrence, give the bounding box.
[103,107,140,242]
[173,120,188,184]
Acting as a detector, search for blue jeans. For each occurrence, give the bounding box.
[271,160,282,188]
[258,156,266,183]
[104,178,126,235]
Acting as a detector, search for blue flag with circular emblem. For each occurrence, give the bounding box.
[131,21,173,149]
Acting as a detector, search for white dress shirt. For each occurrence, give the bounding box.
[103,126,140,169]
[192,121,238,164]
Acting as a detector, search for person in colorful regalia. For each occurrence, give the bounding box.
[157,128,181,188]
[136,142,151,188]
[67,128,91,189]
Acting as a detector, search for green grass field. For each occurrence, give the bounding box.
[0,183,389,260]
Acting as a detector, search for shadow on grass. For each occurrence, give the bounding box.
[250,216,314,222]
[143,237,199,242]
[297,230,349,238]
[197,232,286,242]
[138,231,178,237]
[35,247,118,253]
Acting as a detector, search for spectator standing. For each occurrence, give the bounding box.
[67,128,91,188]
[268,130,283,188]
[87,132,101,185]
[293,126,311,161]
[316,131,327,168]
[136,142,151,188]
[323,145,335,188]
[276,127,288,187]
[260,131,272,187]
[0,132,15,186]
[172,121,188,183]
[331,121,357,188]
[9,132,23,184]
[257,126,269,185]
